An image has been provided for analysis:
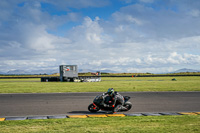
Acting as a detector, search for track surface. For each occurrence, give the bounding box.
[0,92,200,117]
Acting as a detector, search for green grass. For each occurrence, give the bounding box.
[0,76,200,93]
[0,115,200,133]
[1,77,200,132]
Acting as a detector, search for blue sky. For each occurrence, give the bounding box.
[0,0,200,73]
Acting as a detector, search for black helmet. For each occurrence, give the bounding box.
[107,88,114,96]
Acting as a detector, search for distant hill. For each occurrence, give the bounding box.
[4,69,58,75]
[78,69,116,73]
[3,68,116,75]
[30,70,58,75]
[173,68,200,73]
[100,69,117,73]
[78,69,97,73]
[0,71,6,74]
[2,68,199,75]
[7,70,28,75]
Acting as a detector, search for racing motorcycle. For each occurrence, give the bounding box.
[88,94,132,113]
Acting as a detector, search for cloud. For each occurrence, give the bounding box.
[0,0,200,73]
[112,3,200,40]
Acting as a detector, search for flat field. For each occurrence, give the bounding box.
[0,76,199,93]
[0,76,200,132]
[0,115,200,133]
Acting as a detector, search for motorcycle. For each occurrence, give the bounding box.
[88,94,132,113]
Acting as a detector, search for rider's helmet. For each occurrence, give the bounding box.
[107,88,114,96]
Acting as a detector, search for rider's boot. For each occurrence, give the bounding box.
[114,105,128,112]
[120,106,128,111]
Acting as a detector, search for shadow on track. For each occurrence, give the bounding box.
[68,111,114,114]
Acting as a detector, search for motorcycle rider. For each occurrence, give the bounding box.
[97,90,112,107]
[100,88,127,112]
[107,88,128,112]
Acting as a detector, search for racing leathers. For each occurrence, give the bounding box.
[99,91,126,112]
[98,93,112,107]
[112,92,127,112]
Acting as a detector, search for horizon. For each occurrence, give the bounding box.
[1,68,200,75]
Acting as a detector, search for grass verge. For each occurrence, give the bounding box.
[0,115,200,133]
[0,76,199,93]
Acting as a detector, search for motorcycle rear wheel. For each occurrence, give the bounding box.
[88,103,100,113]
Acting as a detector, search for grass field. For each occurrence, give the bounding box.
[0,115,200,133]
[0,76,199,93]
[0,76,200,132]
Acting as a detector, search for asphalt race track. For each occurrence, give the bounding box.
[0,92,200,117]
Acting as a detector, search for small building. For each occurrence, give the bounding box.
[41,65,101,82]
[60,65,78,82]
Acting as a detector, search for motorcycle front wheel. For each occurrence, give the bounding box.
[124,102,132,111]
[88,103,100,113]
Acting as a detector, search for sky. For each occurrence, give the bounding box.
[0,0,200,73]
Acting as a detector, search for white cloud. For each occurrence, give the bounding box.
[69,16,113,47]
[0,0,200,73]
[112,12,144,25]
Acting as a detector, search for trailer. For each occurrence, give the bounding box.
[41,65,101,82]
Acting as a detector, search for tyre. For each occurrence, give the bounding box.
[124,102,132,111]
[88,103,100,113]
